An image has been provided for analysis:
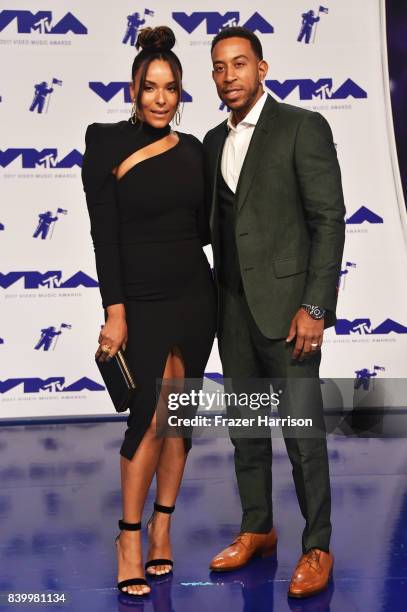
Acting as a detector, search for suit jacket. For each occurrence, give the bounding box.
[203,94,346,339]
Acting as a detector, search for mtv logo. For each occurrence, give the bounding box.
[0,148,83,169]
[172,11,274,34]
[89,82,193,103]
[346,206,383,224]
[265,78,367,101]
[0,377,104,394]
[335,318,407,335]
[0,10,87,34]
[0,271,98,290]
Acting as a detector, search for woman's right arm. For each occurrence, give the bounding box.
[81,123,127,361]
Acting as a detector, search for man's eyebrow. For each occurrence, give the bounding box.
[213,54,249,64]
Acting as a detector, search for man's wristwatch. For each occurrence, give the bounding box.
[301,304,326,320]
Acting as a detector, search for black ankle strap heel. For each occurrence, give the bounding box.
[145,502,175,575]
[116,519,150,596]
[118,519,142,531]
[153,502,175,515]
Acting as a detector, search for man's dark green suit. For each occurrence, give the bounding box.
[203,94,346,554]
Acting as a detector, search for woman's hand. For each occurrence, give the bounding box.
[96,305,128,363]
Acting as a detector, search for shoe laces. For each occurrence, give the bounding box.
[231,534,250,551]
[300,549,321,572]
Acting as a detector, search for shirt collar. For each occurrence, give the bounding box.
[227,91,268,132]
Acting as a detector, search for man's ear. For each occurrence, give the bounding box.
[258,59,268,82]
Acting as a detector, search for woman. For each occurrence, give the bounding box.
[82,26,216,597]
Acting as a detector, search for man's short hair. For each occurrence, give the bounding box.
[211,26,263,60]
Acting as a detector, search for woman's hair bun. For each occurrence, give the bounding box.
[136,26,176,52]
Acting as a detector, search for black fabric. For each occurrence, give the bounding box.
[118,519,141,531]
[154,503,175,514]
[145,559,173,569]
[82,121,217,460]
[82,121,212,307]
[117,578,149,589]
[217,166,243,293]
[82,120,170,307]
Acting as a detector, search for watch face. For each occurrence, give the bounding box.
[303,305,324,319]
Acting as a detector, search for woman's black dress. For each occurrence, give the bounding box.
[82,119,216,460]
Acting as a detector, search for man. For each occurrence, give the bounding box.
[203,27,345,599]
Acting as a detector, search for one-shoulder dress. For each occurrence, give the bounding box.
[81,119,217,460]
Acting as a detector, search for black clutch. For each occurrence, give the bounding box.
[95,349,136,413]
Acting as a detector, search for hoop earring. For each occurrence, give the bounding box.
[173,102,184,126]
[130,100,137,124]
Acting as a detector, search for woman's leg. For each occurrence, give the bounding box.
[117,349,178,595]
[146,346,188,575]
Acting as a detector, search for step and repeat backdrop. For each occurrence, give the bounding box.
[1,0,407,418]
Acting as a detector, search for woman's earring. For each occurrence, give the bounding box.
[174,102,184,126]
[130,100,137,124]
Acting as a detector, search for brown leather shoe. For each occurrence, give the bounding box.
[209,528,277,572]
[288,548,333,598]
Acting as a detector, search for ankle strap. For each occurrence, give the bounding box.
[154,502,175,514]
[118,519,141,531]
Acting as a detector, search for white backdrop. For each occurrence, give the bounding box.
[1,0,407,418]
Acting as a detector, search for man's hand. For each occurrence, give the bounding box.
[286,308,324,361]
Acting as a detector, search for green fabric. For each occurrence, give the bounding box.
[219,287,332,551]
[203,94,346,339]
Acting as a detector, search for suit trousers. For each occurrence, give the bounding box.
[218,284,332,554]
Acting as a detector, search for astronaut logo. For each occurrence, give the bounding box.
[297,6,329,44]
[122,9,154,46]
[34,323,72,351]
[29,78,62,114]
[354,365,385,391]
[33,208,68,240]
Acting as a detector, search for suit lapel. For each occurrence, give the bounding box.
[235,95,279,214]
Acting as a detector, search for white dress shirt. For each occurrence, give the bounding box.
[221,91,268,193]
